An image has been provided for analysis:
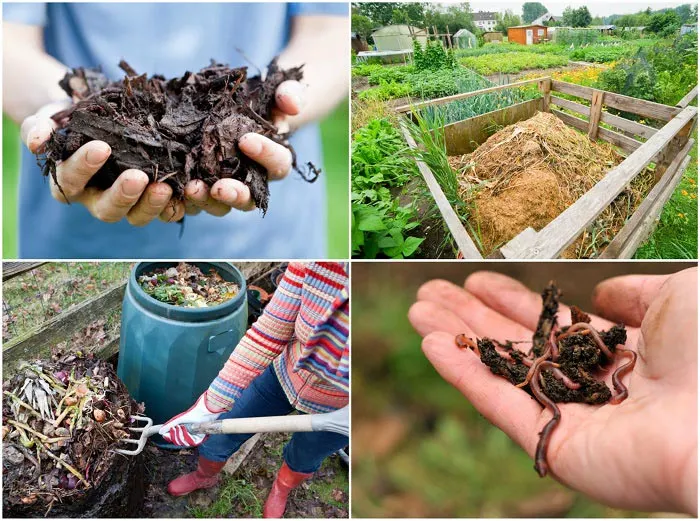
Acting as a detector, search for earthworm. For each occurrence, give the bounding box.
[455,334,479,356]
[530,361,561,477]
[549,327,560,361]
[515,344,551,388]
[550,367,582,390]
[558,322,614,360]
[609,347,637,404]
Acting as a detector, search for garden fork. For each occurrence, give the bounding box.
[115,406,348,456]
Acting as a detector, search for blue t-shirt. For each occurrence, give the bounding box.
[4,2,347,259]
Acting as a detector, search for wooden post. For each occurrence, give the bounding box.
[538,78,552,113]
[654,117,695,182]
[588,90,604,140]
[446,24,452,48]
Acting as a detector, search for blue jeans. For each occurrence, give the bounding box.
[199,366,348,473]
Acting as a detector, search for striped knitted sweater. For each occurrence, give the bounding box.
[207,262,349,414]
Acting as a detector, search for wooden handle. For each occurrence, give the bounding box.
[187,414,314,435]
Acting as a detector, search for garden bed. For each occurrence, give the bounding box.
[399,78,697,259]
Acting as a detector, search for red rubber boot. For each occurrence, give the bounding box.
[263,462,313,518]
[167,457,226,497]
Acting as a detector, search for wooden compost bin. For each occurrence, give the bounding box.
[397,78,698,259]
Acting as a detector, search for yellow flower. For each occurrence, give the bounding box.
[678,212,686,218]
[682,189,689,196]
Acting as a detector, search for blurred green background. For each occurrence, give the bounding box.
[351,261,694,518]
[2,103,349,258]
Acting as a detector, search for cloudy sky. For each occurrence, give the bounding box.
[463,0,690,17]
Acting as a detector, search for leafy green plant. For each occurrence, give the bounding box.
[555,28,601,46]
[352,63,384,77]
[358,80,412,102]
[351,119,425,259]
[569,44,635,63]
[460,52,568,74]
[367,65,415,85]
[414,39,457,71]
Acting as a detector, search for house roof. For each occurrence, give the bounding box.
[472,11,497,21]
[531,12,561,25]
[509,24,547,29]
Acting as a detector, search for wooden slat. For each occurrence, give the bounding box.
[588,90,605,139]
[550,95,590,117]
[597,126,642,154]
[444,98,543,155]
[3,282,127,375]
[2,262,47,281]
[552,80,681,122]
[400,122,483,259]
[600,139,694,258]
[514,105,698,259]
[552,109,640,154]
[394,76,549,113]
[501,227,538,259]
[677,86,698,108]
[600,112,657,139]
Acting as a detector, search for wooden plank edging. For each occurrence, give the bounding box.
[599,139,694,258]
[395,76,550,113]
[3,282,127,375]
[399,121,483,258]
[514,105,698,259]
[677,86,698,108]
[3,263,47,281]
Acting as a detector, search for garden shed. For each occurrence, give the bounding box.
[371,25,426,51]
[508,24,548,45]
[453,28,478,49]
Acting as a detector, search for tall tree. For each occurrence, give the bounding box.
[522,2,548,23]
[647,10,681,35]
[571,6,592,27]
[495,10,522,34]
[351,14,375,39]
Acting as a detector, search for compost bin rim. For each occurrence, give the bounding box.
[129,262,247,322]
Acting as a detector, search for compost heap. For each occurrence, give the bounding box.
[2,352,144,517]
[456,282,635,477]
[138,262,239,307]
[449,112,654,258]
[41,58,319,214]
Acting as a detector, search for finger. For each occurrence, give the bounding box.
[158,199,186,223]
[238,133,292,180]
[275,80,306,116]
[416,279,533,342]
[82,169,149,223]
[464,271,615,332]
[52,141,112,201]
[210,178,256,211]
[408,300,472,339]
[592,274,671,328]
[184,180,231,217]
[21,116,57,153]
[125,182,173,226]
[422,330,543,456]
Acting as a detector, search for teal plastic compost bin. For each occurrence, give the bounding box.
[117,262,247,447]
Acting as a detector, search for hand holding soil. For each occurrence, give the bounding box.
[408,268,698,515]
[23,64,309,226]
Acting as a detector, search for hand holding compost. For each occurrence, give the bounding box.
[455,282,635,477]
[138,262,239,307]
[41,58,319,215]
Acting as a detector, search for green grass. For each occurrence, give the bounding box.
[189,476,263,518]
[306,457,349,509]
[2,103,349,259]
[635,129,699,259]
[460,52,569,75]
[2,262,132,342]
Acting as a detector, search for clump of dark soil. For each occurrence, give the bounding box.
[2,351,144,517]
[41,58,320,214]
[455,282,636,477]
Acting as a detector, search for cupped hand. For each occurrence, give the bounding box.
[184,80,304,216]
[408,269,697,515]
[21,101,184,226]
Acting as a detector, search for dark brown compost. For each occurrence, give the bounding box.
[41,58,320,214]
[455,282,635,477]
[2,352,144,517]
